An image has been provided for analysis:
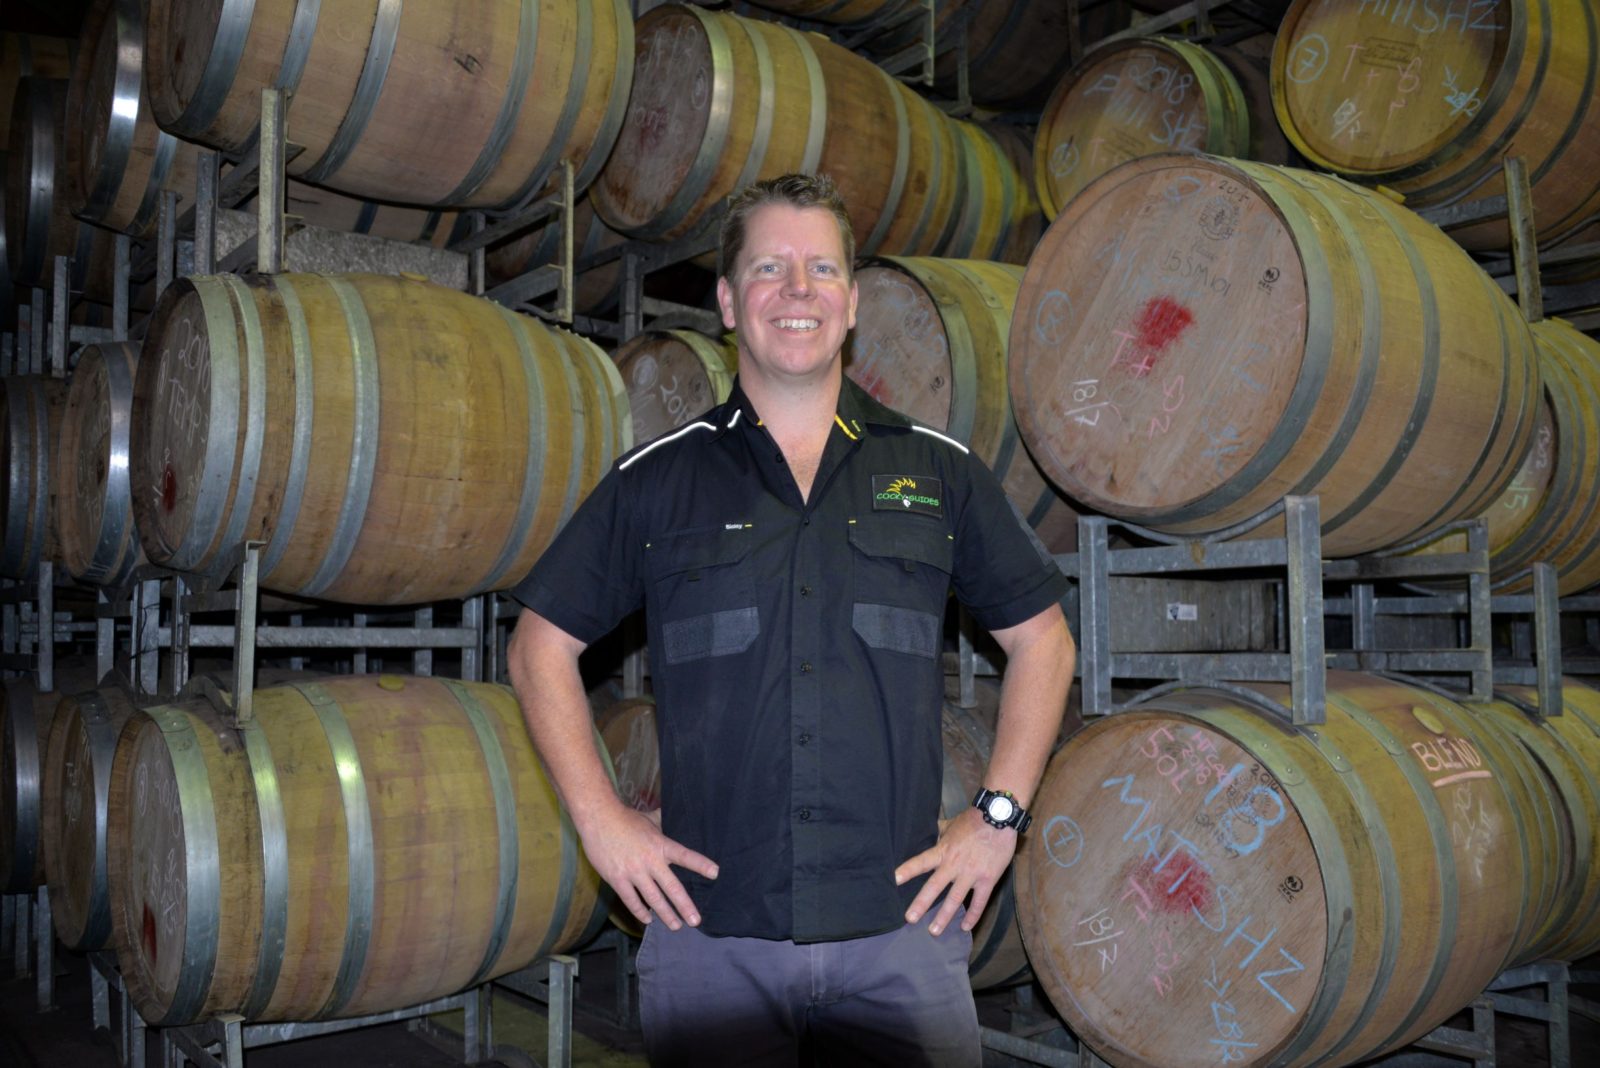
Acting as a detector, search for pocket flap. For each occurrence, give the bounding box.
[848,520,954,573]
[647,529,754,579]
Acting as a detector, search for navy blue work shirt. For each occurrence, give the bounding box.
[513,375,1068,942]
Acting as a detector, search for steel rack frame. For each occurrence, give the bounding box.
[1060,495,1328,725]
[89,950,149,1068]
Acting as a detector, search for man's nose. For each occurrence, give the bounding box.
[783,267,813,297]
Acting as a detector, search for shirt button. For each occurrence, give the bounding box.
[798,732,811,746]
[800,584,812,596]
[799,808,812,822]
[800,661,813,674]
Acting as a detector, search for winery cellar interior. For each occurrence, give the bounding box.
[3,0,1599,1065]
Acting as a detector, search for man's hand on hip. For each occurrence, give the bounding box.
[580,802,718,931]
[893,807,1016,937]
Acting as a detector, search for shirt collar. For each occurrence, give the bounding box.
[714,375,912,441]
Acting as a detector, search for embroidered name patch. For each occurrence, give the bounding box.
[872,474,944,518]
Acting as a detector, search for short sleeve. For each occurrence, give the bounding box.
[509,464,644,644]
[950,450,1070,632]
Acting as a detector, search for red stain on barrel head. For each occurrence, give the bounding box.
[161,464,177,513]
[142,903,158,964]
[1120,297,1195,378]
[1127,851,1213,914]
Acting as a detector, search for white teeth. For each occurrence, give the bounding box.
[776,318,820,330]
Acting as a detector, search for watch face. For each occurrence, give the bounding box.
[988,796,1016,823]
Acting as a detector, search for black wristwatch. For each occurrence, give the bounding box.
[973,788,1032,833]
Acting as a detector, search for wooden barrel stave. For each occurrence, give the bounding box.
[615,328,738,443]
[56,342,144,587]
[107,675,606,1025]
[42,683,137,950]
[1008,155,1539,556]
[1271,0,1600,253]
[128,273,630,605]
[849,256,1081,551]
[1016,670,1562,1067]
[141,0,632,209]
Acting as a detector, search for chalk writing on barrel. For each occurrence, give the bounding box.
[1045,814,1085,869]
[1287,34,1330,85]
[1034,291,1073,346]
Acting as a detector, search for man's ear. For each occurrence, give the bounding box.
[717,276,738,331]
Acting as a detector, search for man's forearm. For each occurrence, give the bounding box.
[508,610,627,832]
[985,607,1075,808]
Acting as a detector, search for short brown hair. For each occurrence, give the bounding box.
[718,173,856,281]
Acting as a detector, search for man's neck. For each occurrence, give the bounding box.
[742,368,845,504]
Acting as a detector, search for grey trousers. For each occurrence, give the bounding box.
[636,910,980,1067]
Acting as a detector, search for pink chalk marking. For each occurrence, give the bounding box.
[1431,770,1493,789]
[1124,852,1214,916]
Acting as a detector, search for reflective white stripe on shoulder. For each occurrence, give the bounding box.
[912,425,969,454]
[618,420,717,470]
[726,409,742,429]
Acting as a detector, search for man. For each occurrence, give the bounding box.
[508,173,1074,1066]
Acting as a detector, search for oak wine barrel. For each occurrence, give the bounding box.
[1478,319,1600,595]
[849,257,1078,552]
[1479,682,1600,963]
[4,76,121,298]
[484,197,627,314]
[1271,0,1600,252]
[593,4,962,257]
[64,0,201,240]
[108,675,608,1025]
[1008,155,1539,556]
[141,0,633,210]
[615,329,738,443]
[974,122,1047,265]
[943,120,1043,265]
[128,272,631,605]
[2,374,68,580]
[2,660,102,894]
[1,33,74,147]
[55,342,144,587]
[41,683,136,950]
[1016,671,1580,1067]
[1036,38,1251,221]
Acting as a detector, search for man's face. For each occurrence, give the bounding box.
[716,203,859,388]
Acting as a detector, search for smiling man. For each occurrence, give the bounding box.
[509,174,1074,1066]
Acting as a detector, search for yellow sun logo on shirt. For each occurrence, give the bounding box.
[887,477,917,497]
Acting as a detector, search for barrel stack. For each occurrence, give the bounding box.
[4,1,1600,1065]
[1016,672,1600,1067]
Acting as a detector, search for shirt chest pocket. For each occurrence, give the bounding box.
[847,521,954,659]
[646,530,760,665]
